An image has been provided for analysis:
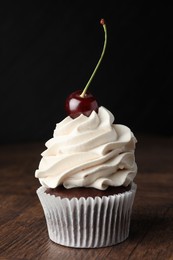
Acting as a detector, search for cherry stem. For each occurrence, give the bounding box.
[80,19,107,98]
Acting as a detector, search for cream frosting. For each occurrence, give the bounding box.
[35,106,137,190]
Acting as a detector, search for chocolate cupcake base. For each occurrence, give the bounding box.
[36,183,137,248]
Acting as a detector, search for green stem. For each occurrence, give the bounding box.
[80,21,107,98]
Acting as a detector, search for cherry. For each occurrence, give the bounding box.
[65,90,98,118]
[65,18,107,118]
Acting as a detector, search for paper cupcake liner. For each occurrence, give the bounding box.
[36,183,137,248]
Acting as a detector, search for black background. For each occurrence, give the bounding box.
[0,2,173,144]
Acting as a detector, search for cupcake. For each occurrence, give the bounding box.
[35,106,137,248]
[35,19,137,248]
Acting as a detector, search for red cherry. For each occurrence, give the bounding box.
[65,19,107,119]
[65,90,98,118]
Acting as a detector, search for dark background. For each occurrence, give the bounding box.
[0,2,173,144]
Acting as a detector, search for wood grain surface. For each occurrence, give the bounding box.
[0,134,173,260]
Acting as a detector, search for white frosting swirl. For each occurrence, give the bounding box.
[35,106,137,190]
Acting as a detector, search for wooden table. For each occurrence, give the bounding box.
[0,134,173,260]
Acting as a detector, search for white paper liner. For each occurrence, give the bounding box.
[36,183,137,248]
